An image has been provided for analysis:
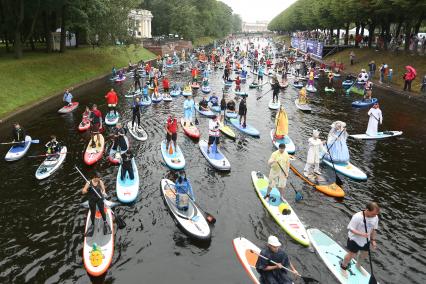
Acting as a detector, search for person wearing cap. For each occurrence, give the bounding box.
[165,114,178,150]
[175,171,194,211]
[341,202,380,278]
[207,115,221,154]
[183,94,195,126]
[265,143,290,201]
[111,122,128,152]
[304,130,326,177]
[366,103,382,136]
[256,235,298,284]
[82,172,111,236]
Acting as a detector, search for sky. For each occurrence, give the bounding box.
[219,0,297,23]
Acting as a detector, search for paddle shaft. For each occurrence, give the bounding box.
[256,88,273,100]
[250,250,300,276]
[363,211,378,284]
[1,139,39,145]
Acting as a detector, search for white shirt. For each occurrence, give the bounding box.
[209,119,220,137]
[348,211,379,247]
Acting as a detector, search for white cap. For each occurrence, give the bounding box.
[267,235,282,247]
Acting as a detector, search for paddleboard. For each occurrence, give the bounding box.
[199,139,231,171]
[293,82,304,88]
[182,89,192,97]
[83,204,114,276]
[105,112,119,126]
[294,99,312,112]
[306,85,317,93]
[232,237,261,284]
[251,171,310,246]
[83,134,105,165]
[307,228,372,284]
[219,122,236,139]
[116,157,139,203]
[225,111,238,119]
[289,157,344,197]
[139,96,152,106]
[322,158,367,181]
[201,85,211,94]
[163,94,173,102]
[160,179,211,240]
[351,98,378,108]
[58,102,79,113]
[191,83,200,90]
[5,135,32,161]
[115,76,126,83]
[127,121,148,141]
[170,89,181,97]
[349,85,365,96]
[78,118,91,132]
[342,80,354,87]
[234,90,248,97]
[180,118,200,139]
[350,131,402,140]
[161,140,185,170]
[195,104,216,118]
[151,93,163,103]
[229,118,260,137]
[35,146,67,180]
[268,99,281,110]
[108,136,129,165]
[325,87,335,93]
[270,129,296,154]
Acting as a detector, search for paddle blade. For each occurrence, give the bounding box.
[31,139,40,144]
[368,275,377,284]
[114,213,126,229]
[195,118,199,125]
[301,276,320,284]
[295,191,303,202]
[336,174,343,186]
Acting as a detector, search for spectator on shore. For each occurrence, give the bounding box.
[349,51,355,65]
[368,61,376,78]
[421,75,426,94]
[403,67,416,92]
[379,63,387,83]
[388,68,393,84]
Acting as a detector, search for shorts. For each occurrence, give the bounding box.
[164,87,169,92]
[347,238,369,253]
[208,136,220,145]
[91,123,100,133]
[268,172,287,189]
[258,75,263,81]
[108,104,116,107]
[166,132,177,142]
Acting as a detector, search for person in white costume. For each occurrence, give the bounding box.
[366,103,383,136]
[304,129,326,177]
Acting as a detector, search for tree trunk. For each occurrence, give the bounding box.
[4,33,10,52]
[75,29,79,48]
[414,13,423,34]
[368,22,375,48]
[30,36,35,51]
[337,28,340,46]
[404,24,411,51]
[13,0,24,59]
[60,3,66,53]
[344,24,349,45]
[384,22,390,50]
[360,23,365,37]
[355,23,360,47]
[43,11,52,53]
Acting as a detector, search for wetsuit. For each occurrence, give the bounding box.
[121,152,134,181]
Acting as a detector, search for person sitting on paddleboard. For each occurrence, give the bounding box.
[89,104,102,148]
[45,135,62,158]
[271,76,280,104]
[63,89,73,107]
[341,202,380,279]
[131,97,141,129]
[82,172,111,236]
[364,80,373,100]
[183,94,195,126]
[12,123,26,146]
[220,96,227,123]
[265,143,290,202]
[105,88,118,116]
[238,97,247,127]
[209,93,219,107]
[175,171,194,211]
[82,106,91,120]
[111,122,128,152]
[304,129,326,177]
[120,151,134,181]
[117,69,124,80]
[199,96,209,111]
[256,235,298,284]
[207,115,221,154]
[202,77,209,87]
[165,115,178,150]
[227,99,236,112]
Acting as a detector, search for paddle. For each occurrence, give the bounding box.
[165,180,216,224]
[75,166,126,229]
[194,104,199,125]
[1,139,40,145]
[256,88,273,100]
[363,211,378,284]
[27,152,67,158]
[323,130,345,187]
[250,250,320,283]
[275,160,303,202]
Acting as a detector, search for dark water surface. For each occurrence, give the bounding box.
[0,67,425,284]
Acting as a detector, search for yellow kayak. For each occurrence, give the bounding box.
[219,123,236,139]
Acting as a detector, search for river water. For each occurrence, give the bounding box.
[0,66,425,284]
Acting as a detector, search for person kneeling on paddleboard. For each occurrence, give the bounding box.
[120,151,134,181]
[89,104,102,148]
[131,97,141,129]
[175,171,194,211]
[341,202,380,278]
[63,89,73,107]
[208,115,220,154]
[199,96,209,111]
[111,123,128,153]
[256,235,298,284]
[238,97,247,128]
[165,115,178,151]
[82,172,112,236]
[12,123,26,147]
[227,99,236,112]
[265,143,289,202]
[45,135,62,158]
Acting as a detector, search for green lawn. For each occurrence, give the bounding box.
[0,45,155,118]
[193,37,217,47]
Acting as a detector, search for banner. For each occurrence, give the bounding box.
[291,37,323,58]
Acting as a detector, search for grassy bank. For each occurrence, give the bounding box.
[193,37,217,47]
[0,45,155,118]
[326,48,426,94]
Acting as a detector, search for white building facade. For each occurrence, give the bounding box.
[129,9,153,38]
[242,21,269,33]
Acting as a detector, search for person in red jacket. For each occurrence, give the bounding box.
[165,115,178,151]
[105,88,118,115]
[235,76,241,92]
[191,68,198,83]
[163,76,170,93]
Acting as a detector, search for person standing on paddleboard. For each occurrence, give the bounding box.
[304,130,325,177]
[265,143,290,201]
[120,151,134,181]
[341,202,380,278]
[271,75,280,104]
[183,94,195,126]
[131,97,141,129]
[165,115,178,151]
[366,103,383,136]
[207,115,220,154]
[364,80,373,100]
[258,64,265,85]
[111,123,128,153]
[105,88,118,116]
[82,172,112,236]
[220,96,227,123]
[89,104,102,147]
[235,76,241,92]
[12,123,26,146]
[134,69,141,92]
[162,76,170,94]
[238,97,247,128]
[63,89,73,107]
[256,235,299,284]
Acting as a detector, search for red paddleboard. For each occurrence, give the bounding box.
[180,118,200,139]
[83,134,105,165]
[78,118,91,132]
[58,102,79,113]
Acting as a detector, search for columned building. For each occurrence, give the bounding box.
[129,9,153,38]
[242,21,269,33]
